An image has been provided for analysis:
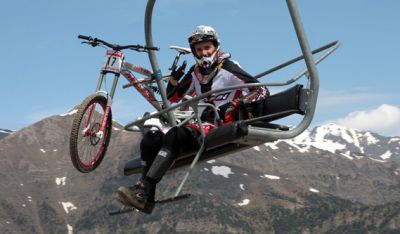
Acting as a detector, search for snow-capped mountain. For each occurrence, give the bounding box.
[262,123,400,164]
[0,128,14,141]
[1,113,399,233]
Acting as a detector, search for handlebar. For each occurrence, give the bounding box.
[78,34,159,52]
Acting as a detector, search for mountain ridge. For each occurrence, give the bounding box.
[0,112,399,233]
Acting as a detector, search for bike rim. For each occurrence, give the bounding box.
[77,99,109,167]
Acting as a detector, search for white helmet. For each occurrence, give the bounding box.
[188,25,221,76]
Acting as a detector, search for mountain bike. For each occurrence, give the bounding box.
[70,35,166,173]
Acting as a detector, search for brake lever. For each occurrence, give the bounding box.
[81,41,97,47]
[129,47,147,53]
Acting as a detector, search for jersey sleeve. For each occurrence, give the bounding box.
[222,59,269,104]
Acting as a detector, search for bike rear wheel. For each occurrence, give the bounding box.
[70,94,112,173]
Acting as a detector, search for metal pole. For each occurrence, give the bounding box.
[144,0,176,126]
[286,0,319,120]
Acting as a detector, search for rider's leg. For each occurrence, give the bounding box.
[139,129,164,201]
[115,129,163,213]
[117,126,200,211]
[145,126,200,184]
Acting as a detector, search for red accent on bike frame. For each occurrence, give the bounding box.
[131,64,152,76]
[123,71,162,111]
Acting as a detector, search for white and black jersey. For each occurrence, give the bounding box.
[167,59,269,116]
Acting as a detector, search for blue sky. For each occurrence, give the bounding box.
[1,0,400,136]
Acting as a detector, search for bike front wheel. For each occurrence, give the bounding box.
[70,94,112,173]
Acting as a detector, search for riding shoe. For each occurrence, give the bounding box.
[115,182,155,214]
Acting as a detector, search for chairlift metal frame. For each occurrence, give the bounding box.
[123,0,340,196]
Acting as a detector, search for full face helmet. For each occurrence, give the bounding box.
[188,25,221,81]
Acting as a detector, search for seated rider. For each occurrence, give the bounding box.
[115,25,269,214]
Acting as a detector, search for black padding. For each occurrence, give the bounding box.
[204,121,248,150]
[249,122,290,130]
[124,121,249,176]
[262,84,304,122]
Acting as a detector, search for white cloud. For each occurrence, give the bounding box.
[328,104,400,136]
[318,89,400,108]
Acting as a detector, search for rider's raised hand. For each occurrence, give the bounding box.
[170,61,187,86]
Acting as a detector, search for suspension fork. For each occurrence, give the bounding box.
[84,72,120,138]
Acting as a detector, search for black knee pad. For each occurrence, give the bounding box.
[140,130,163,163]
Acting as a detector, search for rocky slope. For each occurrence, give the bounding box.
[0,111,399,233]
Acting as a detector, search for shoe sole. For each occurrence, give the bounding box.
[115,191,155,214]
[116,187,146,210]
[114,192,129,206]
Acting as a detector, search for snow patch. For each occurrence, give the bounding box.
[239,184,245,191]
[394,170,399,175]
[389,137,400,143]
[20,184,24,186]
[273,156,278,160]
[60,202,77,214]
[203,168,209,171]
[60,109,78,117]
[55,177,67,186]
[340,152,354,160]
[380,150,392,160]
[53,149,58,152]
[211,166,233,178]
[113,127,120,131]
[286,141,309,153]
[369,158,385,163]
[207,160,216,164]
[22,204,26,207]
[364,132,379,145]
[40,149,46,153]
[238,199,250,206]
[354,155,364,159]
[243,173,248,176]
[309,188,320,193]
[253,146,260,151]
[67,224,73,234]
[264,142,279,150]
[311,140,346,154]
[262,174,280,180]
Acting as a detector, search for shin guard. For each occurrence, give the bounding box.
[146,148,174,182]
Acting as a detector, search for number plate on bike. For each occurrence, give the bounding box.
[102,50,124,74]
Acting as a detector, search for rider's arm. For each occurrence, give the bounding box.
[167,65,196,103]
[222,59,269,104]
[218,59,269,123]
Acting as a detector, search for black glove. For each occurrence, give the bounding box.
[200,105,215,122]
[171,61,187,81]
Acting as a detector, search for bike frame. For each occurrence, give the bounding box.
[86,50,162,138]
